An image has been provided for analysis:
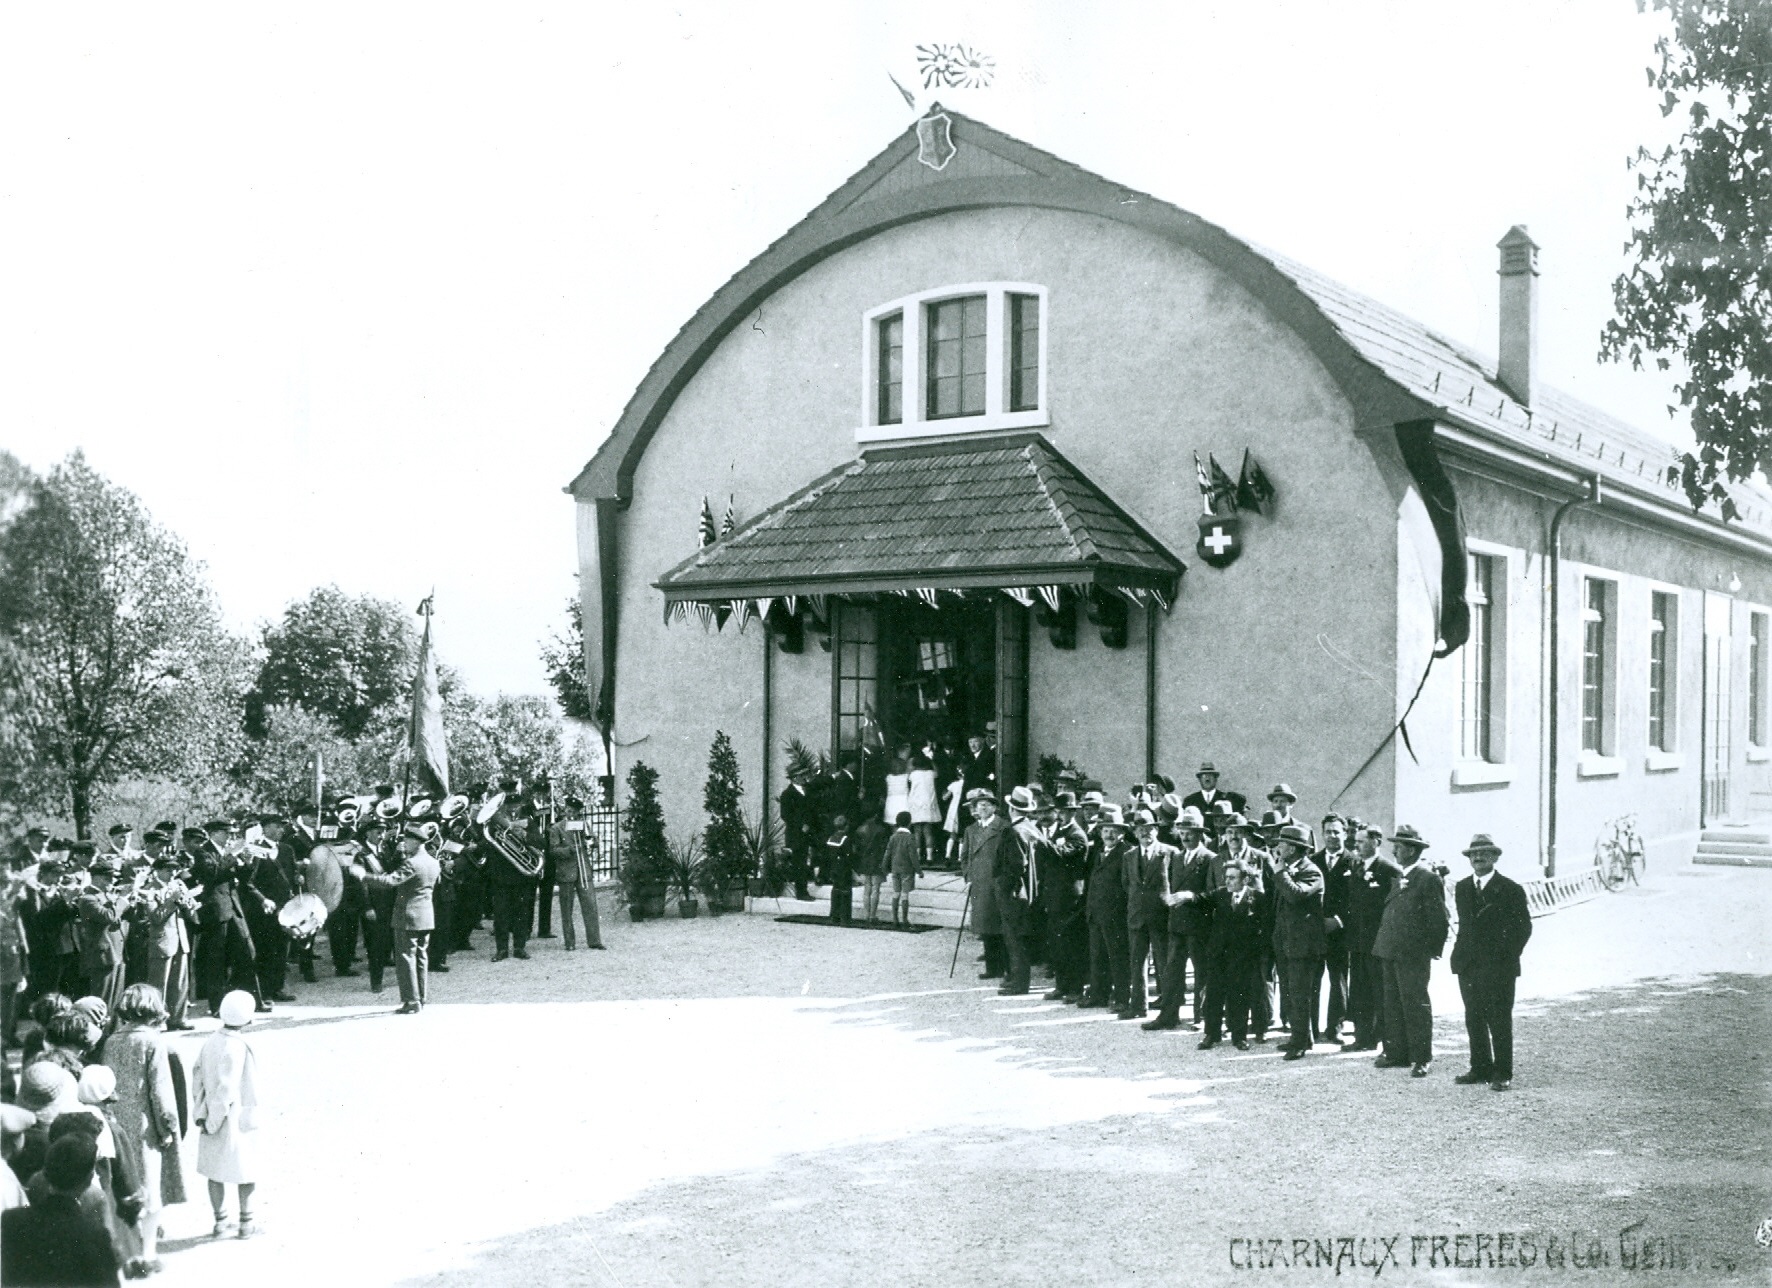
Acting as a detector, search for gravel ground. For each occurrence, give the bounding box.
[140,867,1770,1288]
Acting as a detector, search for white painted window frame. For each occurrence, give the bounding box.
[857,282,1050,444]
[1451,538,1519,788]
[1644,580,1684,770]
[1748,604,1771,761]
[1577,568,1624,778]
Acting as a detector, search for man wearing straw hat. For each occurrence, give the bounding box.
[1370,824,1449,1077]
[1450,833,1532,1091]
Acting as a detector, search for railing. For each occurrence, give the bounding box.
[570,805,621,883]
[1521,866,1604,918]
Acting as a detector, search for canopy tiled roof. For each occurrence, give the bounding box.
[656,435,1184,602]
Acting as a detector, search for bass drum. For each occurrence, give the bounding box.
[303,843,346,914]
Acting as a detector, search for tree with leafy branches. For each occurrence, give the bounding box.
[1601,0,1771,517]
[0,453,251,837]
[539,595,595,722]
[702,730,747,887]
[245,585,418,739]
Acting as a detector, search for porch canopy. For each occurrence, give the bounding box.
[655,434,1185,623]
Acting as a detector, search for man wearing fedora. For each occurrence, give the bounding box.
[961,788,1010,980]
[1270,823,1327,1058]
[1341,825,1393,1052]
[779,768,818,902]
[1081,804,1132,1011]
[1450,834,1533,1090]
[1370,824,1449,1076]
[997,787,1046,995]
[1146,807,1214,1031]
[1181,762,1246,820]
[1124,808,1176,1021]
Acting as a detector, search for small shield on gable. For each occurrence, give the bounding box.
[1196,513,1243,568]
[917,111,957,171]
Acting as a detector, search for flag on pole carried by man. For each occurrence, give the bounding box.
[409,596,449,797]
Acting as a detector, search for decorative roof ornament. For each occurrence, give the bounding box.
[916,107,956,171]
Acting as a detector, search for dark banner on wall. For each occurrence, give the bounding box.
[1395,422,1470,658]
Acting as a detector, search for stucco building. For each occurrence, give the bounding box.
[568,108,1772,874]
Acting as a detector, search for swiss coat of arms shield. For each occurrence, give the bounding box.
[1196,512,1243,568]
[916,111,957,171]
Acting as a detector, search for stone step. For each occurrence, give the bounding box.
[1692,849,1772,868]
[1694,840,1772,858]
[744,893,969,929]
[1700,829,1771,845]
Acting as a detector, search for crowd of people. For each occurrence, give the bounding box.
[0,774,607,1282]
[784,756,1535,1089]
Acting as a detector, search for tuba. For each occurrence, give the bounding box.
[473,792,544,878]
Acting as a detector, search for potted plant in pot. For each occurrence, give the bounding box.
[618,761,671,920]
[743,812,786,898]
[665,832,703,918]
[701,731,752,912]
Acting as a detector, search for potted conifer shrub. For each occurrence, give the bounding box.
[702,731,750,912]
[619,761,671,920]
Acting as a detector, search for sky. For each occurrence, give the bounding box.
[0,1,1688,696]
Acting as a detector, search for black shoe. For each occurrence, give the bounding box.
[1410,1062,1432,1078]
[536,933,557,940]
[1490,1079,1512,1092]
[1342,1040,1378,1052]
[254,1001,273,1013]
[589,944,607,950]
[395,1003,420,1015]
[1043,989,1067,1001]
[1197,1037,1220,1050]
[1141,1018,1179,1031]
[793,889,813,902]
[1454,1071,1492,1085]
[300,968,317,983]
[1232,1039,1250,1050]
[1118,1009,1148,1021]
[513,949,530,960]
[1282,1048,1307,1061]
[431,964,450,973]
[269,992,296,1003]
[1077,997,1109,1010]
[1374,1055,1408,1069]
[998,985,1029,995]
[979,971,1003,981]
[492,950,509,962]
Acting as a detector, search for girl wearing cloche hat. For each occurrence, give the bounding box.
[193,990,263,1239]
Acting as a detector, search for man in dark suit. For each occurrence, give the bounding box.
[1271,824,1326,1059]
[778,770,817,901]
[1201,857,1264,1049]
[75,856,129,1009]
[247,815,298,1002]
[2,1134,120,1287]
[1371,824,1449,1077]
[1314,814,1353,1043]
[1147,807,1214,1030]
[192,822,268,1015]
[1340,825,1393,1051]
[997,787,1046,995]
[1181,762,1247,821]
[961,789,1009,980]
[1450,834,1533,1091]
[352,823,443,1014]
[1081,805,1132,1010]
[1125,809,1177,1022]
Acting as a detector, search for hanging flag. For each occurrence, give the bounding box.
[1207,454,1239,515]
[408,599,449,798]
[1193,452,1215,516]
[698,498,717,547]
[916,587,940,609]
[1035,585,1062,614]
[694,601,716,630]
[1001,587,1035,608]
[721,495,736,539]
[1236,449,1276,514]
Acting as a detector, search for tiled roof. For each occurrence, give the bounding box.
[656,435,1184,599]
[1259,249,1772,535]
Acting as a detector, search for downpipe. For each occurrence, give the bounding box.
[1545,474,1603,877]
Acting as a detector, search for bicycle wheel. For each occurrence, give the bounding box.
[1595,842,1621,891]
[1625,837,1646,885]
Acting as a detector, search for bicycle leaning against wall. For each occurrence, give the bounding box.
[1594,814,1647,891]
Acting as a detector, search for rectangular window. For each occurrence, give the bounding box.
[1581,578,1610,754]
[1008,293,1040,412]
[925,294,987,419]
[1460,554,1496,761]
[1648,591,1676,751]
[832,602,878,761]
[1751,611,1768,747]
[875,313,903,425]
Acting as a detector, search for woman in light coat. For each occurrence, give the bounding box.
[193,989,260,1239]
[100,983,185,1272]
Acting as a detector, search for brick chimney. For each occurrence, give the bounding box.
[1496,225,1539,406]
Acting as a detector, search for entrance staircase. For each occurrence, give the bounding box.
[1693,823,1772,868]
[745,870,972,927]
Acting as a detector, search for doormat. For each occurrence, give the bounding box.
[773,915,943,934]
